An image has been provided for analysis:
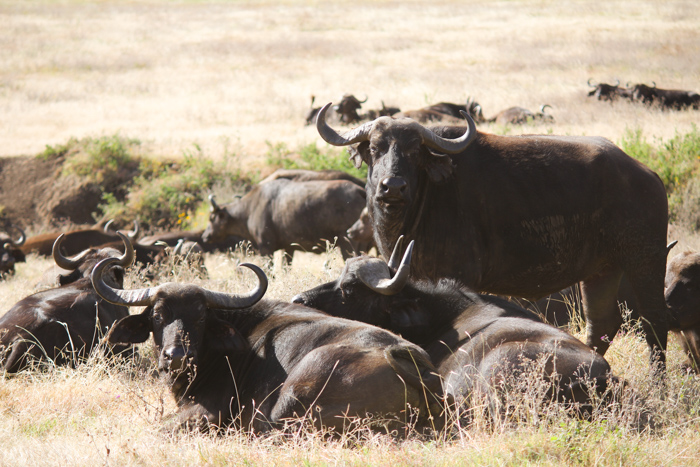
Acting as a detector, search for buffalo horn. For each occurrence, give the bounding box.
[173,238,184,256]
[5,225,26,247]
[316,103,373,146]
[53,234,92,270]
[358,240,414,296]
[104,219,139,239]
[587,78,596,87]
[209,194,220,212]
[202,263,268,309]
[667,240,678,255]
[54,231,135,270]
[91,257,158,306]
[92,259,267,309]
[387,235,405,271]
[418,110,477,154]
[317,103,477,155]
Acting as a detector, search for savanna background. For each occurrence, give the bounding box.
[0,0,699,465]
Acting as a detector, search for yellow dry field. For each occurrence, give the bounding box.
[0,1,700,465]
[1,0,698,166]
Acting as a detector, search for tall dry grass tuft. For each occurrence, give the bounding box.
[0,240,698,464]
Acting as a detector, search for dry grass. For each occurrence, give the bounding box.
[1,0,699,168]
[1,0,700,464]
[0,243,699,466]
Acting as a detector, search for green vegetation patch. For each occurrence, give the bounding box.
[100,146,246,230]
[265,141,367,181]
[620,125,700,226]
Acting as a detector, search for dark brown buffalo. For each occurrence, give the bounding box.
[486,104,554,125]
[315,103,669,370]
[629,82,700,110]
[0,225,26,276]
[96,258,442,433]
[587,79,633,102]
[346,207,375,254]
[393,108,465,124]
[35,231,137,289]
[21,221,139,257]
[202,179,366,260]
[425,97,484,122]
[293,240,620,414]
[260,168,365,188]
[305,94,368,125]
[0,232,134,373]
[137,229,243,254]
[664,251,700,372]
[362,101,401,120]
[394,98,484,125]
[528,244,700,373]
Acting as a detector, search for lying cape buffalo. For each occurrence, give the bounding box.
[293,239,624,417]
[0,232,134,373]
[0,225,26,276]
[203,178,366,260]
[96,258,442,433]
[315,102,669,371]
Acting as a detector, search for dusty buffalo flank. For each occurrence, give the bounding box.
[0,0,700,465]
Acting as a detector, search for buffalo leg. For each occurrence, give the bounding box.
[625,260,668,373]
[580,268,624,355]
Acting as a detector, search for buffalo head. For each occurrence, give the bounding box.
[293,237,414,326]
[51,230,134,286]
[202,194,239,244]
[0,225,26,276]
[316,103,475,241]
[96,258,267,377]
[665,251,700,330]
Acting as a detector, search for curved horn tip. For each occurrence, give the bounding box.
[208,194,219,211]
[104,219,115,233]
[114,230,135,267]
[387,235,405,270]
[52,233,88,271]
[667,240,679,253]
[402,240,415,265]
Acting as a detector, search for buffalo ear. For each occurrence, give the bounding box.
[58,270,80,286]
[425,151,455,183]
[207,316,249,354]
[347,142,370,169]
[106,311,153,344]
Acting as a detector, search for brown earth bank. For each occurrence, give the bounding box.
[0,155,118,231]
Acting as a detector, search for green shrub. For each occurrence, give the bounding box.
[620,125,700,224]
[59,134,141,188]
[99,148,246,230]
[265,141,367,180]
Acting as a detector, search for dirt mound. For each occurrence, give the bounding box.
[0,156,103,231]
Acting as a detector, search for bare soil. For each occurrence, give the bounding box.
[0,155,103,230]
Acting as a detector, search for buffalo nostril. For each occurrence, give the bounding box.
[379,177,407,197]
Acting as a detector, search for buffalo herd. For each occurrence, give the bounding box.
[309,80,698,131]
[0,90,699,436]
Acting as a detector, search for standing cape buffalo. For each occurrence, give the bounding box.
[95,258,442,433]
[664,251,700,372]
[202,178,366,260]
[315,102,669,369]
[0,232,134,373]
[293,239,620,415]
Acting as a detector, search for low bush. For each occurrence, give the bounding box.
[265,141,367,181]
[620,125,700,224]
